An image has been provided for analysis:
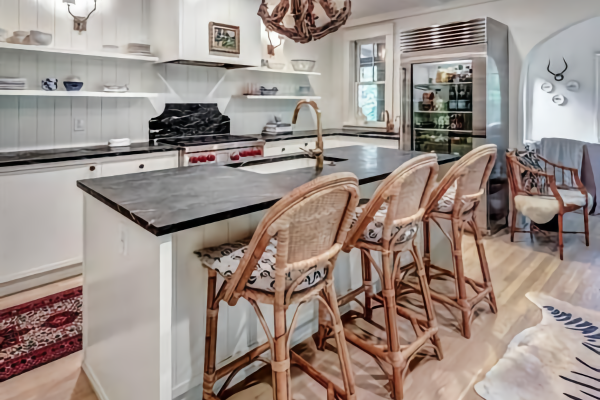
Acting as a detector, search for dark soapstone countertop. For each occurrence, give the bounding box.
[249,129,400,142]
[78,146,459,237]
[0,142,179,168]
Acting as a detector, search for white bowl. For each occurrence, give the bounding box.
[30,31,52,46]
[291,60,316,72]
[267,62,285,70]
[7,31,28,44]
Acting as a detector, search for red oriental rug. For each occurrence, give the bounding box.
[0,286,82,382]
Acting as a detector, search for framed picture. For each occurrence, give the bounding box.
[209,22,240,56]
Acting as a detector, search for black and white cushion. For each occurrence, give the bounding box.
[515,150,547,194]
[195,238,327,293]
[352,201,419,244]
[434,182,477,214]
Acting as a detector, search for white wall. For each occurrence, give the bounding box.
[525,16,600,144]
[0,0,337,152]
[330,0,600,149]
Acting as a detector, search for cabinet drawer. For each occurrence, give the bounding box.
[101,155,178,177]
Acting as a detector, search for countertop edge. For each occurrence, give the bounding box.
[0,145,179,169]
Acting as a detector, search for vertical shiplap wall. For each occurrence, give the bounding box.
[0,0,336,152]
[0,0,154,151]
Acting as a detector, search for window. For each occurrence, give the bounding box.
[355,39,386,123]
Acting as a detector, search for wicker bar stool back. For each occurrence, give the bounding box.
[198,172,360,400]
[320,154,441,400]
[421,144,498,339]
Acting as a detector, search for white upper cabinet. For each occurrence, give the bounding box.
[150,0,262,68]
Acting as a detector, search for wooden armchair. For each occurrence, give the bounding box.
[506,150,590,260]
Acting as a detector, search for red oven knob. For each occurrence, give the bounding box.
[255,149,262,156]
[198,155,207,163]
[189,156,198,164]
[239,150,248,157]
[230,153,240,161]
[207,154,216,162]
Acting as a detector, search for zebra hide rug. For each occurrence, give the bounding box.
[475,292,600,400]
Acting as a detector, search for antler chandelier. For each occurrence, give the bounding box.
[258,0,352,44]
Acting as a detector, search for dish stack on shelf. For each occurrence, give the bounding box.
[0,78,27,90]
[127,43,152,56]
[104,84,129,93]
[263,118,292,135]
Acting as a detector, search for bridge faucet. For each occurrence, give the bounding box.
[292,100,324,170]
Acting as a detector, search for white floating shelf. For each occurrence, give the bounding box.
[0,42,159,62]
[0,90,158,98]
[240,95,322,100]
[414,111,473,113]
[246,67,321,76]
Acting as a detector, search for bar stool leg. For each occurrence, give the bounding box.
[324,280,357,400]
[362,250,374,321]
[203,270,220,400]
[273,305,291,400]
[469,218,497,314]
[411,244,443,361]
[382,251,405,400]
[451,218,472,339]
[423,217,432,284]
[584,205,590,247]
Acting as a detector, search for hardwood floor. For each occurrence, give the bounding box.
[1,213,598,400]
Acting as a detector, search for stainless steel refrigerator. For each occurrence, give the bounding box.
[400,17,509,235]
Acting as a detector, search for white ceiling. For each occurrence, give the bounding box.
[349,0,466,20]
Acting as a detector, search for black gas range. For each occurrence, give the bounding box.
[150,104,264,166]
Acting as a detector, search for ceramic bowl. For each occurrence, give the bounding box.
[42,78,58,91]
[7,30,28,44]
[291,60,316,72]
[30,31,52,46]
[64,81,84,91]
[260,86,279,96]
[267,62,285,70]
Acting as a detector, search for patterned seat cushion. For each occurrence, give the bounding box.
[514,150,547,194]
[195,238,327,293]
[352,201,419,244]
[435,182,476,214]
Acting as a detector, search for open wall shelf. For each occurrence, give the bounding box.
[0,90,158,98]
[0,42,159,62]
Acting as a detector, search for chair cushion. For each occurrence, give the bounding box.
[514,150,547,193]
[195,238,327,293]
[352,201,419,244]
[434,182,476,214]
[515,189,593,224]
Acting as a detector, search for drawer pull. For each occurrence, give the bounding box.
[139,164,145,169]
[89,166,96,171]
[282,148,285,152]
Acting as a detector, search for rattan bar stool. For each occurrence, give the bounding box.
[418,144,498,339]
[317,154,442,400]
[196,173,360,400]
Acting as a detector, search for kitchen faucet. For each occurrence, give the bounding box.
[292,100,324,170]
[385,110,395,133]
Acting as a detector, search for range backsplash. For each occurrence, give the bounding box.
[149,103,230,139]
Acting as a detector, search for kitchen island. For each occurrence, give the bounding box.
[77,146,458,400]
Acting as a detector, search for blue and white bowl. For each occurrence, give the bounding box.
[64,81,84,91]
[41,78,58,91]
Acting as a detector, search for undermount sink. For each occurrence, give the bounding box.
[227,154,347,174]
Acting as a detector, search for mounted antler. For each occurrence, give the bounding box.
[258,0,351,44]
[547,58,568,82]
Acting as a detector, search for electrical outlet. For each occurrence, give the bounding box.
[73,118,86,132]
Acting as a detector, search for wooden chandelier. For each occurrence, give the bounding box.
[258,0,352,44]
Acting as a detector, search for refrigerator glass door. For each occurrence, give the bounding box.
[412,60,474,155]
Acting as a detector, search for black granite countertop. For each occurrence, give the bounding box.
[249,129,399,142]
[0,142,179,168]
[77,146,458,236]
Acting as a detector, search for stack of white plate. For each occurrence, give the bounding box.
[104,84,129,93]
[108,138,131,147]
[127,43,152,56]
[0,78,27,90]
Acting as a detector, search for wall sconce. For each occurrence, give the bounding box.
[267,30,285,56]
[63,0,97,33]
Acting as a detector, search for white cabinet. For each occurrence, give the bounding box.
[150,0,261,68]
[264,139,315,157]
[0,163,100,284]
[0,152,179,291]
[264,135,398,156]
[101,155,178,178]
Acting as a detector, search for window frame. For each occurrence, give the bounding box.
[342,24,394,129]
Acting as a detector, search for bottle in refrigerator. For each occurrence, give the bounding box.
[449,85,457,110]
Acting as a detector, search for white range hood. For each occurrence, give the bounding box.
[150,0,262,69]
